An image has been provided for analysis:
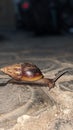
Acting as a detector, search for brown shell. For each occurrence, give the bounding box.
[0,63,43,81]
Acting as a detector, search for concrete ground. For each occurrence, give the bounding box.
[0,30,73,130]
[0,30,73,67]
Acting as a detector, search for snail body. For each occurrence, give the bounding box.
[0,63,67,89]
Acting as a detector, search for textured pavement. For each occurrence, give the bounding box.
[0,31,73,129]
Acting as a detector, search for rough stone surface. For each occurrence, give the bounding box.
[0,31,73,130]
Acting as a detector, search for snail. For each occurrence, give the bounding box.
[0,63,67,89]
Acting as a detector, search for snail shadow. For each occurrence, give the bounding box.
[0,79,56,106]
[0,78,73,92]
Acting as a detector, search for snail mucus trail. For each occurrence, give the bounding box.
[0,63,68,90]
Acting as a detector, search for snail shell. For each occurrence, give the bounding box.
[0,63,43,81]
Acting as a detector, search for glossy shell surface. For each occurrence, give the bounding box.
[0,63,43,81]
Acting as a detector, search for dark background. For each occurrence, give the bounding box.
[0,0,73,60]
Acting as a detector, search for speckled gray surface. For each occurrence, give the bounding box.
[0,31,73,129]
